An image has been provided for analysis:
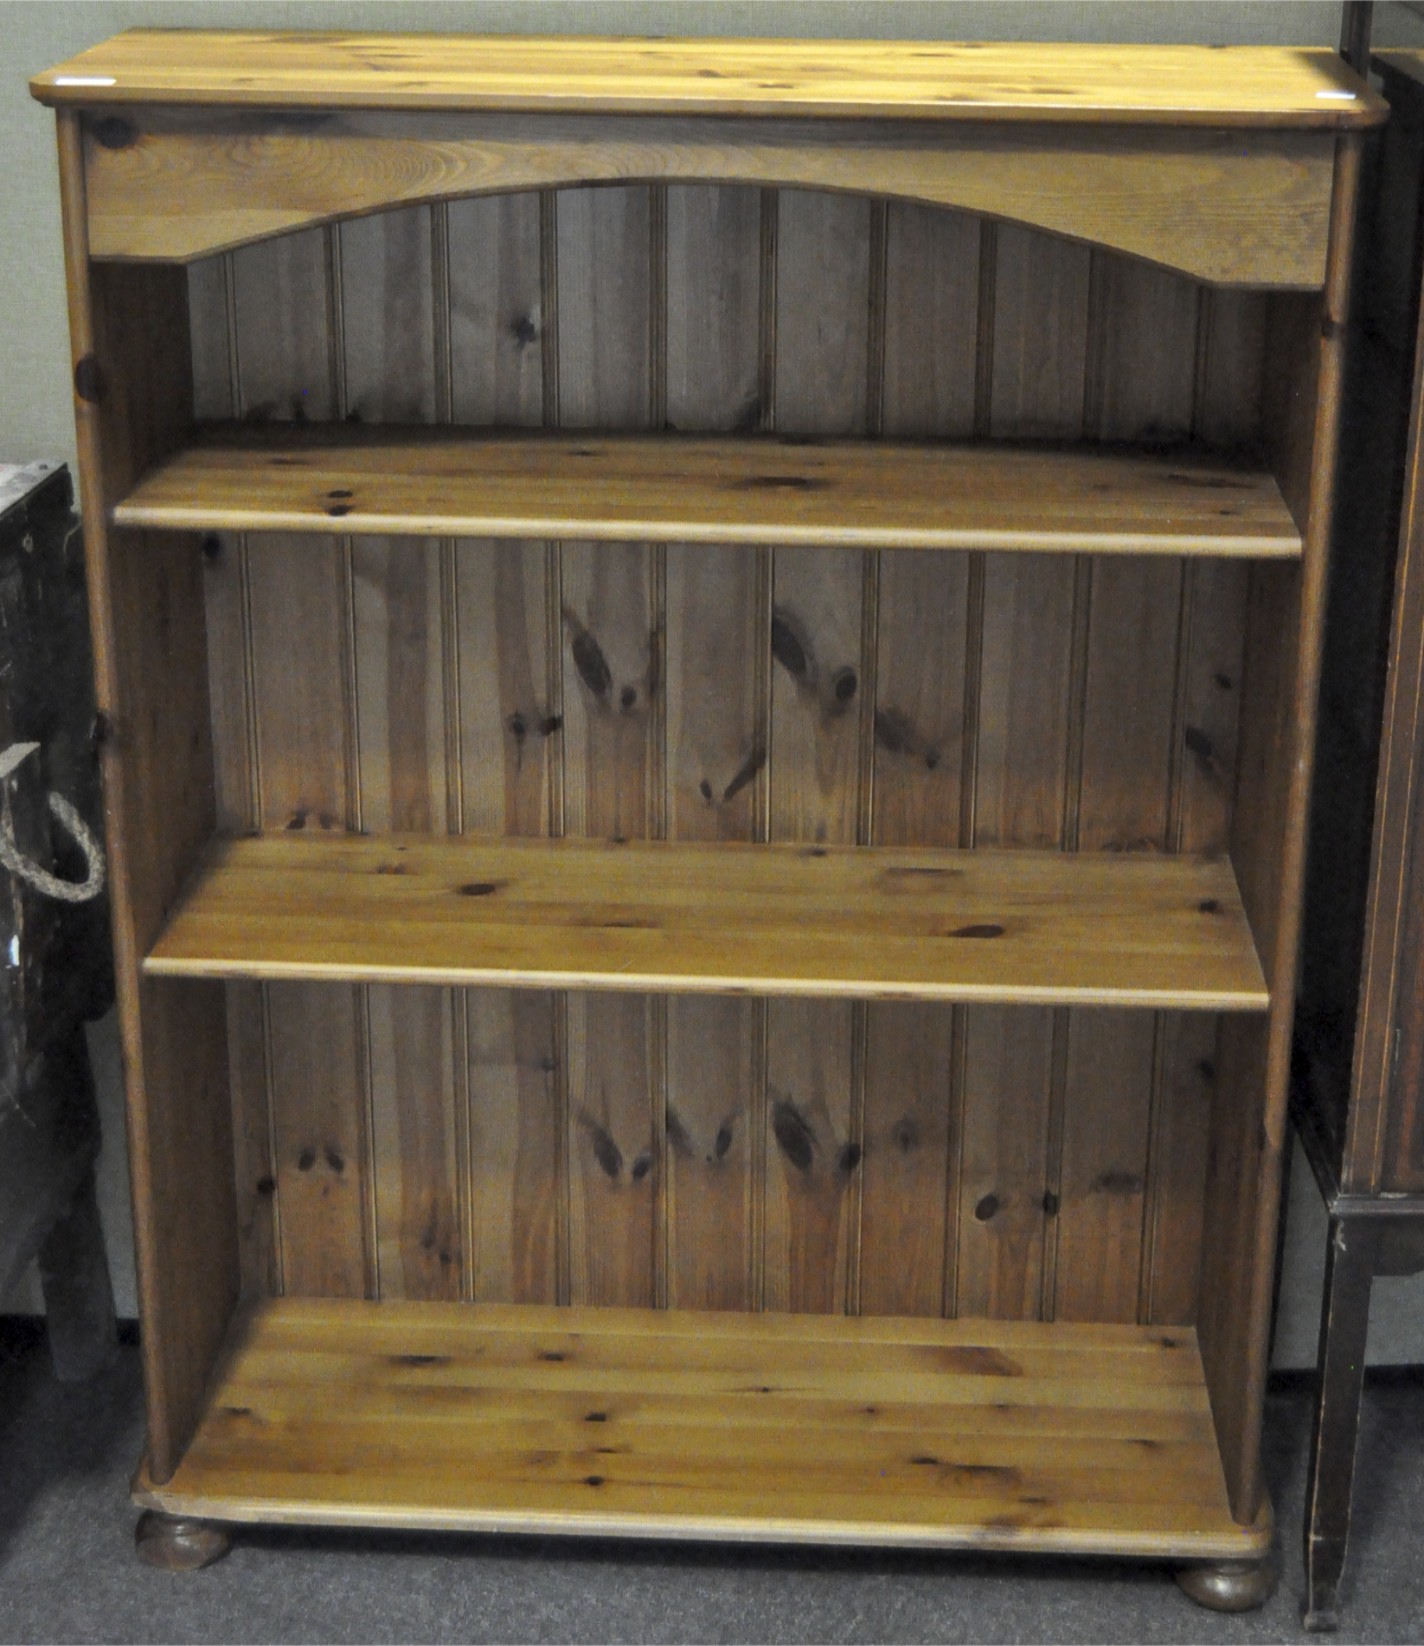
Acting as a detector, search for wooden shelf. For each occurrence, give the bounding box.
[144,833,1269,1010]
[133,1297,1268,1558]
[33,33,1384,127]
[114,429,1303,559]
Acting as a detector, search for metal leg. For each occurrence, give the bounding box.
[1303,1215,1379,1632]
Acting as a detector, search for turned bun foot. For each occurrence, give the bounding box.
[135,1510,233,1571]
[1175,1554,1279,1612]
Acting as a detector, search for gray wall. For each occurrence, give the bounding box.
[3,0,1422,1366]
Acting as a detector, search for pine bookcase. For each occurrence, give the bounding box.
[32,29,1383,1601]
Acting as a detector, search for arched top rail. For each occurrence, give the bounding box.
[79,108,1335,288]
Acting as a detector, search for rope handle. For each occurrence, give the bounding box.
[0,786,106,905]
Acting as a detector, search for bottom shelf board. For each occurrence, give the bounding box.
[136,1299,1268,1559]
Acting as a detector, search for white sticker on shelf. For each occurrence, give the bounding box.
[54,76,118,87]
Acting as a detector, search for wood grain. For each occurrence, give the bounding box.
[229,221,375,1304]
[1200,137,1364,1524]
[955,1007,1056,1318]
[185,257,273,1302]
[664,181,765,1313]
[76,110,1337,290]
[967,224,1092,1323]
[861,200,982,1318]
[765,190,871,1313]
[115,427,1304,560]
[144,832,1269,1011]
[131,1295,1269,1559]
[557,184,660,1311]
[444,185,559,1307]
[341,201,461,1305]
[35,34,1384,123]
[57,110,235,1485]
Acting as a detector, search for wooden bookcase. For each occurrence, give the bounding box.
[31,30,1382,1600]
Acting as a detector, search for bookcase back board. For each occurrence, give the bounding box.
[186,187,1266,1326]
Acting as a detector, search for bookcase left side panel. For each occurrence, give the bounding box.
[59,111,236,1485]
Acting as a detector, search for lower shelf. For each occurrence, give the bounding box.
[135,1298,1269,1559]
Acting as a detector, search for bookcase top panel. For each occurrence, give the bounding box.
[32,31,1385,127]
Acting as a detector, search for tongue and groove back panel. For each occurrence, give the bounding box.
[189,185,1261,1325]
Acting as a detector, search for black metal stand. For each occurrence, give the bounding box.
[1295,1107,1424,1631]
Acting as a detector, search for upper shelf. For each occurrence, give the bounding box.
[114,429,1303,560]
[144,832,1269,1011]
[31,33,1385,126]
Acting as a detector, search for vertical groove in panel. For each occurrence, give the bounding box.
[973,225,997,440]
[1044,260,1099,1324]
[750,195,773,1310]
[431,204,454,425]
[954,220,995,1315]
[1039,1007,1072,1323]
[754,196,775,1310]
[357,988,380,1299]
[650,188,669,1310]
[865,200,888,437]
[236,546,263,826]
[761,185,781,1315]
[1061,561,1093,849]
[1166,564,1197,855]
[1052,279,1092,1326]
[758,190,778,432]
[941,1009,968,1317]
[452,990,474,1305]
[1190,285,1214,440]
[961,564,985,851]
[541,188,570,1308]
[222,252,245,414]
[852,193,876,1313]
[330,220,381,1303]
[1138,1014,1171,1323]
[433,202,475,1306]
[845,1006,867,1316]
[965,215,994,851]
[259,983,285,1296]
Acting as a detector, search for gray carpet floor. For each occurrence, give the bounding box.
[1,1322,1420,1645]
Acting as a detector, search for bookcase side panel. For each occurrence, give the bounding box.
[61,114,236,1484]
[1201,136,1363,1522]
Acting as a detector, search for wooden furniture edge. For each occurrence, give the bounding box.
[31,33,1387,126]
